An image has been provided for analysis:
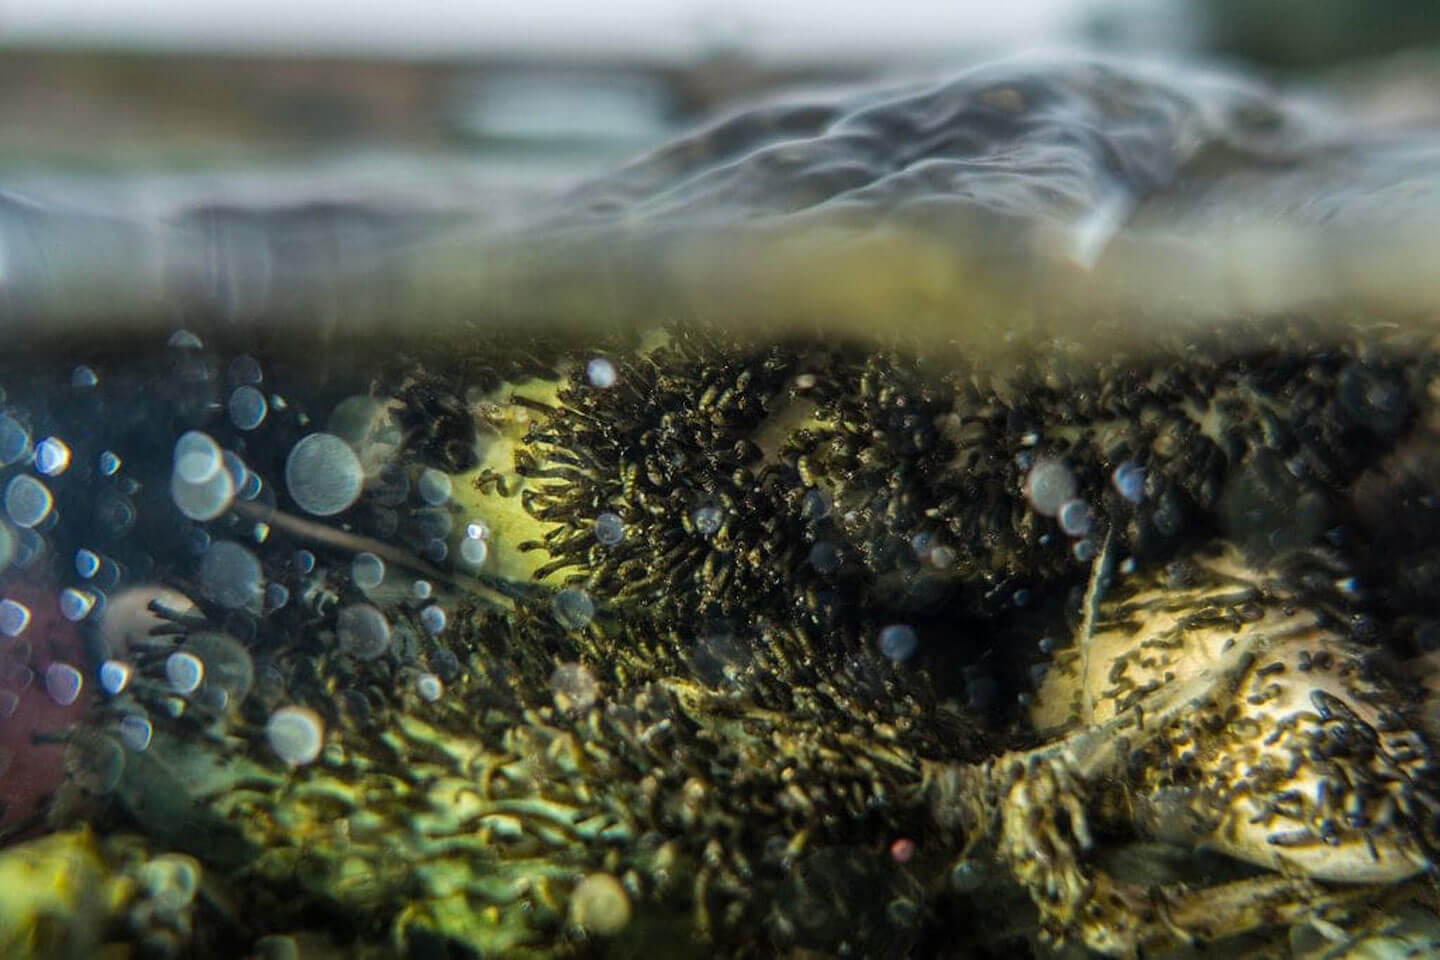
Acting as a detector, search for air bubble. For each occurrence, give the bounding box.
[5,475,53,527]
[879,624,919,663]
[174,431,222,484]
[594,512,625,545]
[586,357,617,388]
[416,673,443,702]
[168,329,203,349]
[337,604,391,659]
[1112,461,1145,504]
[228,386,268,431]
[414,508,453,540]
[464,519,489,541]
[692,504,723,537]
[139,854,202,913]
[458,536,488,567]
[1024,458,1076,517]
[75,548,101,579]
[808,541,841,575]
[1057,499,1092,538]
[552,587,595,630]
[187,631,254,706]
[550,662,599,713]
[295,550,316,574]
[170,462,235,521]
[267,705,324,766]
[34,437,70,476]
[238,471,263,500]
[568,872,630,936]
[0,414,31,467]
[285,433,363,517]
[417,469,452,505]
[59,587,96,622]
[0,599,30,637]
[200,540,263,610]
[118,714,153,751]
[227,354,263,385]
[422,539,447,563]
[419,605,446,635]
[1073,539,1098,562]
[99,660,132,695]
[98,451,122,476]
[801,489,830,521]
[412,580,432,600]
[45,661,84,706]
[166,651,204,695]
[265,583,290,610]
[71,365,99,388]
[351,552,385,590]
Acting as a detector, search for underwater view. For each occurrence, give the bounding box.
[5,9,1440,959]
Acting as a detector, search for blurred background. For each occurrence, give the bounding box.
[1,0,1438,211]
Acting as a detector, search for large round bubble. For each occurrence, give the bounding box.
[285,433,363,517]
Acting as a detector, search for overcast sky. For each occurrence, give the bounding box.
[0,0,1092,62]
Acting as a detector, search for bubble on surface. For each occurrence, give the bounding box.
[267,705,324,766]
[1057,499,1092,538]
[568,872,631,936]
[419,605,446,635]
[5,475,53,528]
[417,469,452,506]
[593,511,625,545]
[692,504,723,537]
[99,659,132,695]
[1112,460,1146,503]
[0,599,30,637]
[139,854,202,913]
[0,414,31,467]
[187,631,254,706]
[808,541,841,575]
[70,365,99,388]
[412,579,432,600]
[34,437,71,477]
[416,672,443,702]
[44,661,84,705]
[285,433,363,516]
[264,583,290,611]
[58,587,96,622]
[65,731,125,793]
[351,552,385,590]
[550,662,599,713]
[118,713,153,752]
[173,431,223,484]
[879,624,919,663]
[458,536,488,567]
[98,450,122,476]
[75,548,101,579]
[228,385,268,431]
[197,540,263,612]
[552,587,595,630]
[586,356,617,388]
[166,651,205,695]
[170,461,235,521]
[337,603,391,659]
[1024,458,1076,517]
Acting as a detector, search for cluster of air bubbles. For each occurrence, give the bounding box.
[165,651,204,695]
[1112,460,1146,504]
[593,511,625,546]
[552,587,596,630]
[337,603,391,659]
[351,552,385,590]
[6,475,53,528]
[285,433,363,516]
[692,504,723,537]
[458,521,488,567]
[170,431,234,521]
[415,672,443,702]
[44,661,84,706]
[99,660,132,695]
[586,356,617,389]
[34,437,70,476]
[267,705,324,766]
[228,385,267,431]
[59,587,97,622]
[417,468,452,506]
[419,605,446,635]
[878,624,919,663]
[117,713,152,751]
[0,599,30,637]
[199,540,263,611]
[0,413,31,467]
[1024,458,1076,517]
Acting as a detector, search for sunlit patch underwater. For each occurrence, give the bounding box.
[4,53,1440,959]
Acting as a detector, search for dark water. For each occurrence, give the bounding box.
[1,53,1440,959]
